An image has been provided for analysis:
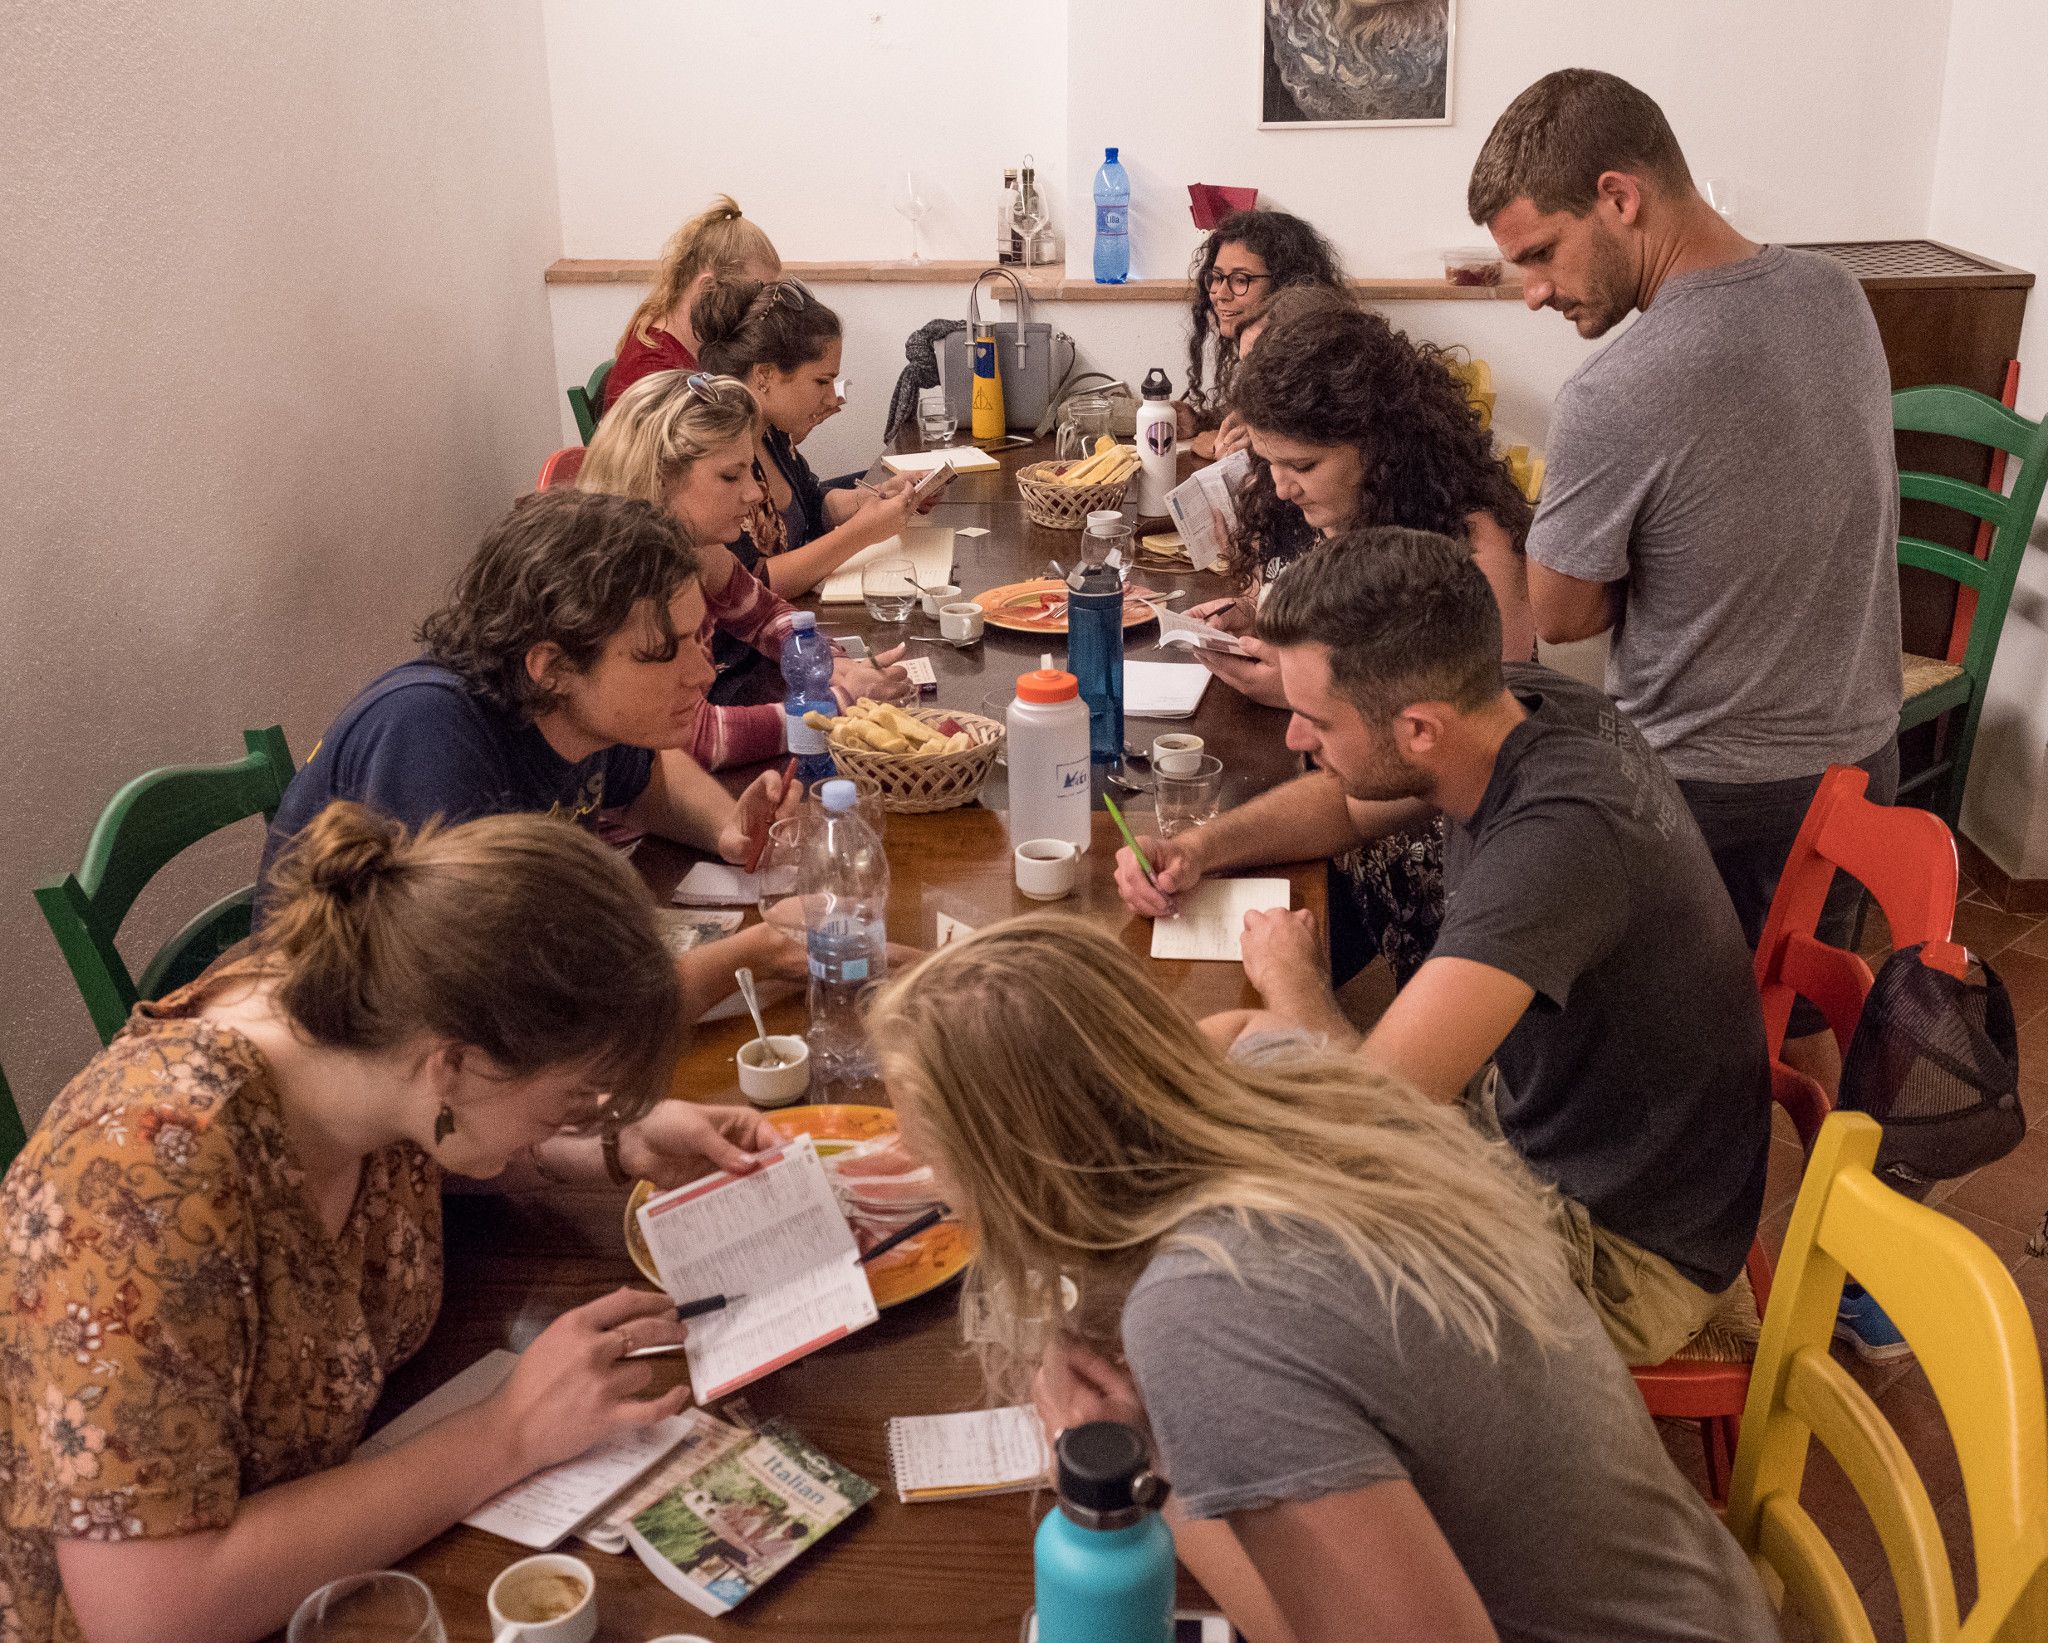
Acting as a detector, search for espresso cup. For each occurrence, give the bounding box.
[1151,732,1206,775]
[919,582,962,618]
[487,1553,596,1643]
[939,601,986,644]
[1014,838,1080,901]
[737,1035,811,1107]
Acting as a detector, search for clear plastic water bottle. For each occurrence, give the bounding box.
[1033,1423,1173,1643]
[781,612,837,786]
[799,780,889,1091]
[1092,147,1130,285]
[1069,512,1127,766]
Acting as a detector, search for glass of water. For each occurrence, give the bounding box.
[863,557,919,623]
[1154,754,1224,837]
[289,1573,445,1643]
[918,404,958,449]
[754,815,808,940]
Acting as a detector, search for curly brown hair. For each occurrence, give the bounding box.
[1224,288,1532,586]
[1185,209,1347,420]
[417,490,700,719]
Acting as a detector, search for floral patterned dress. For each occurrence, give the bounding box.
[0,991,442,1643]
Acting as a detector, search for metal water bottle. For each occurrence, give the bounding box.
[971,321,1006,441]
[1135,368,1177,519]
[1068,511,1127,767]
[1032,1422,1173,1643]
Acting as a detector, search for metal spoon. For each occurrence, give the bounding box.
[735,967,786,1067]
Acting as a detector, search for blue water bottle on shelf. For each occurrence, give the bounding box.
[781,612,838,786]
[1093,147,1130,285]
[1033,1422,1173,1643]
[1067,511,1127,767]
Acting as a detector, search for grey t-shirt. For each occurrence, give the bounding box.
[1435,665,1771,1290]
[1527,244,1901,783]
[1122,1207,1780,1641]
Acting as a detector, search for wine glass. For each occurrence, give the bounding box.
[891,171,932,265]
[289,1572,445,1643]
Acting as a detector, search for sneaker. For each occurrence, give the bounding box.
[1834,1287,1913,1363]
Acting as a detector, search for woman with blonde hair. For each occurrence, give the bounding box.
[581,369,912,768]
[602,195,783,415]
[0,803,779,1643]
[871,917,1778,1643]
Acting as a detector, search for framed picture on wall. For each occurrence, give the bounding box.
[1260,0,1456,128]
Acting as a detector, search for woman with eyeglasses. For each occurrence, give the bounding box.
[1178,209,1347,461]
[692,277,931,598]
[581,370,914,768]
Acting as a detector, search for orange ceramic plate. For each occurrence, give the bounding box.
[975,578,1160,635]
[624,1104,970,1310]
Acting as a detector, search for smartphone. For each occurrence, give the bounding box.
[1022,1614,1236,1643]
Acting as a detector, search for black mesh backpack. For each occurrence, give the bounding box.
[1837,943,2024,1195]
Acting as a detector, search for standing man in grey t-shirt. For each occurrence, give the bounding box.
[1467,72,1903,1088]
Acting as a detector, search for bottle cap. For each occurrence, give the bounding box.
[1015,666,1078,704]
[1054,1423,1170,1528]
[1141,367,1173,400]
[1105,146,1119,163]
[789,611,817,631]
[819,779,859,813]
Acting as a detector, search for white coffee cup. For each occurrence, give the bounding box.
[939,601,986,644]
[487,1553,596,1643]
[1014,837,1080,901]
[1151,732,1206,775]
[737,1035,811,1107]
[919,582,962,618]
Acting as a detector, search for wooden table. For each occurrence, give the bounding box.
[369,448,1320,1642]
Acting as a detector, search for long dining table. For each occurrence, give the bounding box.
[357,441,1324,1642]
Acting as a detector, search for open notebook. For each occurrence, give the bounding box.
[817,525,958,604]
[887,1407,1050,1503]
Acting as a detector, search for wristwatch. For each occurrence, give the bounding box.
[601,1123,632,1188]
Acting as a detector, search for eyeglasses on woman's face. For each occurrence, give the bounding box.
[1204,268,1274,298]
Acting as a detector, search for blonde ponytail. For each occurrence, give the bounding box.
[619,195,783,357]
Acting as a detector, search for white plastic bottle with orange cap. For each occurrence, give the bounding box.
[1006,655,1092,855]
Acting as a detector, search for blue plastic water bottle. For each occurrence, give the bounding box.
[781,612,837,786]
[1093,147,1130,285]
[1033,1423,1173,1643]
[799,780,889,1092]
[1068,512,1126,766]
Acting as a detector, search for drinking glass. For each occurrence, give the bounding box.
[890,171,932,264]
[754,815,808,942]
[288,1572,445,1643]
[1154,754,1224,837]
[863,557,919,623]
[918,404,958,449]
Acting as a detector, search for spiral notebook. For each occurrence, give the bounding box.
[885,1406,1051,1503]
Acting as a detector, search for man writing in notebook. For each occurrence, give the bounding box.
[1113,529,1772,1366]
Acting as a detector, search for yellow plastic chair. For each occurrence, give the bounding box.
[1724,1112,2048,1642]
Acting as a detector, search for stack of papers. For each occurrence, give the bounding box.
[818,525,959,605]
[1124,661,1211,719]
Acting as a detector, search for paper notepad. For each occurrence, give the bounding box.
[635,1136,879,1403]
[887,1407,1051,1503]
[1123,661,1211,719]
[883,445,1000,474]
[1150,877,1292,962]
[818,525,959,605]
[356,1350,693,1549]
[672,861,775,905]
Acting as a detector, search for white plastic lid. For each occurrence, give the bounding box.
[789,611,817,630]
[820,779,859,813]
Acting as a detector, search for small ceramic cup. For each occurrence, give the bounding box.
[1014,838,1080,901]
[919,582,962,618]
[737,1035,811,1107]
[1151,732,1206,775]
[486,1553,596,1643]
[939,601,986,644]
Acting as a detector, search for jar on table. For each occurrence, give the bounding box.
[1056,393,1115,463]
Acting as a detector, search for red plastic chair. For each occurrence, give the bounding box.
[536,445,586,490]
[1633,764,1961,1502]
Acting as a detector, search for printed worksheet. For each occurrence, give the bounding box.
[1150,877,1292,962]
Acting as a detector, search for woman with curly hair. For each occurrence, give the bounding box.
[1189,288,1536,986]
[1177,209,1347,459]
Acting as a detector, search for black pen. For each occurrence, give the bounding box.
[859,1206,948,1265]
[677,1292,741,1321]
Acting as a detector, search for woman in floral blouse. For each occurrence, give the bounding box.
[0,802,777,1643]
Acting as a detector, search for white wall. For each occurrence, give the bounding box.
[1928,0,2048,878]
[0,1,566,1119]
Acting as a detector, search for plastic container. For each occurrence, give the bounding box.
[799,780,890,1093]
[1032,1423,1173,1643]
[1134,368,1176,518]
[1070,512,1127,767]
[1006,660,1092,854]
[1443,245,1504,286]
[781,613,838,786]
[1092,148,1130,285]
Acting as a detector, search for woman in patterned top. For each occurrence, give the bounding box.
[0,803,777,1643]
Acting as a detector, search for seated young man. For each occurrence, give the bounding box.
[262,489,801,1020]
[1114,527,1772,1366]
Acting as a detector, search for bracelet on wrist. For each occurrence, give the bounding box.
[601,1124,633,1188]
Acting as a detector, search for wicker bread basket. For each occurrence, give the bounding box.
[829,707,1005,814]
[1016,459,1134,530]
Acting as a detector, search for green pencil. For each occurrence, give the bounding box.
[1101,793,1159,889]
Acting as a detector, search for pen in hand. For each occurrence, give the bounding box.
[744,758,800,874]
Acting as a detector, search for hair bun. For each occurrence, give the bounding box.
[294,802,408,905]
[690,277,766,357]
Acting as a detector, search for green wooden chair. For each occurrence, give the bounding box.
[0,1061,27,1175]
[567,359,613,445]
[1893,385,2048,825]
[36,727,294,1044]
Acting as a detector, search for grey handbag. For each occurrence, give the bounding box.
[942,267,1076,434]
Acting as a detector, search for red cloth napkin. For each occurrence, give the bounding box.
[1187,184,1259,230]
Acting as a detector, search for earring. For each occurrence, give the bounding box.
[434,1104,457,1146]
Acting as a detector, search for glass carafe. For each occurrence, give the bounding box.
[1056,393,1115,463]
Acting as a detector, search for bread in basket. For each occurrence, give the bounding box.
[808,701,1005,814]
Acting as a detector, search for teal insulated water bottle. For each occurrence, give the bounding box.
[1033,1422,1173,1643]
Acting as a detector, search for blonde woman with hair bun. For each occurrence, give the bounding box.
[870,916,1778,1643]
[0,803,778,1643]
[603,195,784,416]
[582,369,913,769]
